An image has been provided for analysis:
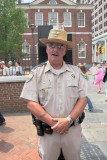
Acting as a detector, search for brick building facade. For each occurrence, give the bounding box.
[17,0,93,65]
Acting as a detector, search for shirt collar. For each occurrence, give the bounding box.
[44,61,71,73]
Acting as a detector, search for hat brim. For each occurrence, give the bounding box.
[39,38,72,48]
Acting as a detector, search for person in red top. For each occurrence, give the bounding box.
[94,64,104,94]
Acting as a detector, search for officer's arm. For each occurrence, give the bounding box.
[27,101,57,127]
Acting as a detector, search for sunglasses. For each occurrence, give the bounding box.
[47,43,66,49]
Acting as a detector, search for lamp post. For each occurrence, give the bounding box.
[30,24,36,67]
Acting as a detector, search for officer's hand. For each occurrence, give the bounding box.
[51,118,70,135]
[50,118,58,127]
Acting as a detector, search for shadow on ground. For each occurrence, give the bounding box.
[0,124,14,133]
[85,109,104,113]
[0,140,14,153]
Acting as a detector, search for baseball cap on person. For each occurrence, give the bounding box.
[8,61,13,65]
[39,29,72,48]
[0,61,5,65]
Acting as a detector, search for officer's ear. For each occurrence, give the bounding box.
[63,46,68,56]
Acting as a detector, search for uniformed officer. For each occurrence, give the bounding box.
[20,29,88,160]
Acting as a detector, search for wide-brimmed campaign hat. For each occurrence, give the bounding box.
[39,29,72,48]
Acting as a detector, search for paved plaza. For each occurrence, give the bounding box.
[0,82,107,160]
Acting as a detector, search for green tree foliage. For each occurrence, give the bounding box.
[0,0,27,57]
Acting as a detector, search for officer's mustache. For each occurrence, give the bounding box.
[51,52,59,56]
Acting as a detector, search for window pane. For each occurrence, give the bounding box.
[36,12,43,26]
[49,12,58,26]
[78,13,85,27]
[49,0,57,4]
[22,42,30,58]
[64,12,71,27]
[25,13,29,28]
[78,41,86,58]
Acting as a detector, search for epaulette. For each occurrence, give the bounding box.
[32,62,47,70]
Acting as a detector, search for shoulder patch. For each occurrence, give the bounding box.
[26,71,34,83]
[81,72,87,80]
[26,62,47,83]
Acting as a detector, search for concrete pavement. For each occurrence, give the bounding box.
[81,82,107,160]
[0,82,107,160]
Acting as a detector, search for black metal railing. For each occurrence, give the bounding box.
[0,54,38,76]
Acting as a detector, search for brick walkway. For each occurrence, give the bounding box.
[0,113,41,160]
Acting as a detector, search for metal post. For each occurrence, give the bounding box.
[30,24,36,67]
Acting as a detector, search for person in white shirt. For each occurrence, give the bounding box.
[0,61,9,76]
[8,61,16,76]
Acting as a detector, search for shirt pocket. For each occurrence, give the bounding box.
[66,80,79,97]
[39,84,52,105]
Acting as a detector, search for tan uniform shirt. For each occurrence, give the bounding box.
[20,61,88,118]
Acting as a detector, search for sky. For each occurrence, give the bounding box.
[20,0,76,3]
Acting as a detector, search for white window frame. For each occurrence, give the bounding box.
[35,12,43,26]
[25,13,29,28]
[22,41,31,60]
[49,12,58,27]
[64,12,72,27]
[78,40,86,58]
[78,12,85,27]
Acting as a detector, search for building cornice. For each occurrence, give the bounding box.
[17,4,93,10]
[68,32,92,34]
[92,33,107,44]
[23,32,92,35]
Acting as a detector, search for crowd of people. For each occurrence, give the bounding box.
[0,61,23,76]
[78,62,107,103]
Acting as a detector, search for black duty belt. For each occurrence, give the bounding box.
[42,119,81,135]
[32,112,85,135]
